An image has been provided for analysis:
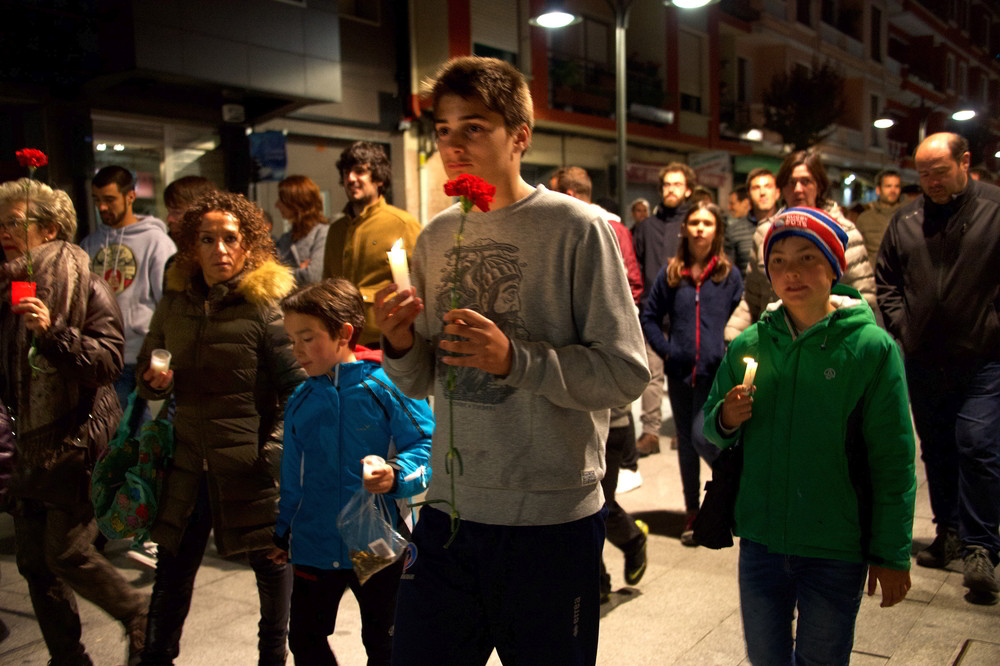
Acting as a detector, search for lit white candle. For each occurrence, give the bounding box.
[387,238,410,292]
[150,349,172,373]
[742,357,758,391]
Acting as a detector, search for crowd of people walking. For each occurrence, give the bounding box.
[0,54,998,666]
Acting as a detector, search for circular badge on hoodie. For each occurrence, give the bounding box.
[92,244,137,293]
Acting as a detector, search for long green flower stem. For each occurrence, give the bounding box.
[410,197,472,547]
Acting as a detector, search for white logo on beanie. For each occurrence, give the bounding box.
[824,368,836,380]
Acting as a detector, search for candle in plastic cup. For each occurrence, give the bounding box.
[150,349,172,373]
[11,281,36,306]
[362,455,386,482]
[386,238,410,292]
[742,357,758,390]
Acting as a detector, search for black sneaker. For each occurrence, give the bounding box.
[916,529,960,569]
[624,519,649,586]
[963,546,999,605]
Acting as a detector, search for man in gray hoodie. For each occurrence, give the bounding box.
[81,165,176,407]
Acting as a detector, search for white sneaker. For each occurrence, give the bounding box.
[126,541,158,569]
[616,469,643,495]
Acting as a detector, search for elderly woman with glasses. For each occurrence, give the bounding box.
[0,178,148,665]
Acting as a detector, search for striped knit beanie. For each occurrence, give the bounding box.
[763,206,849,282]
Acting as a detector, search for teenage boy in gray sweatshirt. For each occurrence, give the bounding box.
[374,56,649,666]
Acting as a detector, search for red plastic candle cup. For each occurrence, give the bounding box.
[11,281,36,306]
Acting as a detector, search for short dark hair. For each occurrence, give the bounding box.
[776,149,831,207]
[731,186,749,202]
[164,176,216,209]
[552,166,592,199]
[92,165,134,192]
[422,56,534,135]
[902,183,921,196]
[281,278,366,349]
[745,168,775,189]
[173,191,275,279]
[336,142,392,197]
[660,162,697,190]
[874,169,900,188]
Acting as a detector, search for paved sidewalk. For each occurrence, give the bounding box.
[1,424,998,664]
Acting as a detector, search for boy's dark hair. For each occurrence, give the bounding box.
[422,56,534,135]
[745,168,774,189]
[281,278,366,350]
[92,165,135,192]
[874,169,900,188]
[335,142,392,196]
[732,186,749,202]
[164,176,216,209]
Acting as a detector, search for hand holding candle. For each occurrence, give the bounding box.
[11,281,36,306]
[150,349,172,373]
[387,238,410,292]
[742,357,758,391]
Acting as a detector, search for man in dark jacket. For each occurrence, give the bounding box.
[632,162,695,455]
[724,168,778,279]
[876,132,1000,605]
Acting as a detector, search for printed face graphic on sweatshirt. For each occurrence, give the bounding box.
[91,243,138,293]
[435,239,528,405]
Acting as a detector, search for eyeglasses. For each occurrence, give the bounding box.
[0,218,33,234]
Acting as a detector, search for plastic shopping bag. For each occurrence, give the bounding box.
[336,487,408,584]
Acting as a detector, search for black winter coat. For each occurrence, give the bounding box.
[876,178,1000,361]
[138,260,306,557]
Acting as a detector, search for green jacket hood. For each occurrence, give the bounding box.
[758,283,874,340]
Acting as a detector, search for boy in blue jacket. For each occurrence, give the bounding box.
[268,278,433,666]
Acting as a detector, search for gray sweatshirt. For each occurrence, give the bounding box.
[383,186,649,526]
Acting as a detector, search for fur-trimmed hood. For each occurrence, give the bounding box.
[165,258,296,306]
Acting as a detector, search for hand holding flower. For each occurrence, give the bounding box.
[439,309,512,376]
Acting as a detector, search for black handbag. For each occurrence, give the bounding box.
[692,439,743,549]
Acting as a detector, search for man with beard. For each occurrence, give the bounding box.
[632,162,696,455]
[856,169,902,268]
[323,141,421,346]
[81,165,175,409]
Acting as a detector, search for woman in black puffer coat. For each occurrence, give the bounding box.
[136,192,305,666]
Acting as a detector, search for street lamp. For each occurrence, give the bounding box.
[533,1,711,214]
[532,1,633,215]
[872,102,977,143]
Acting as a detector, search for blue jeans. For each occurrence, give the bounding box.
[739,539,867,666]
[905,357,1000,559]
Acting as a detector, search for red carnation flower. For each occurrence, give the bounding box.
[16,148,48,169]
[444,174,495,212]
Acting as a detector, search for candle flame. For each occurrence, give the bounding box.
[391,238,404,251]
[744,357,755,364]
